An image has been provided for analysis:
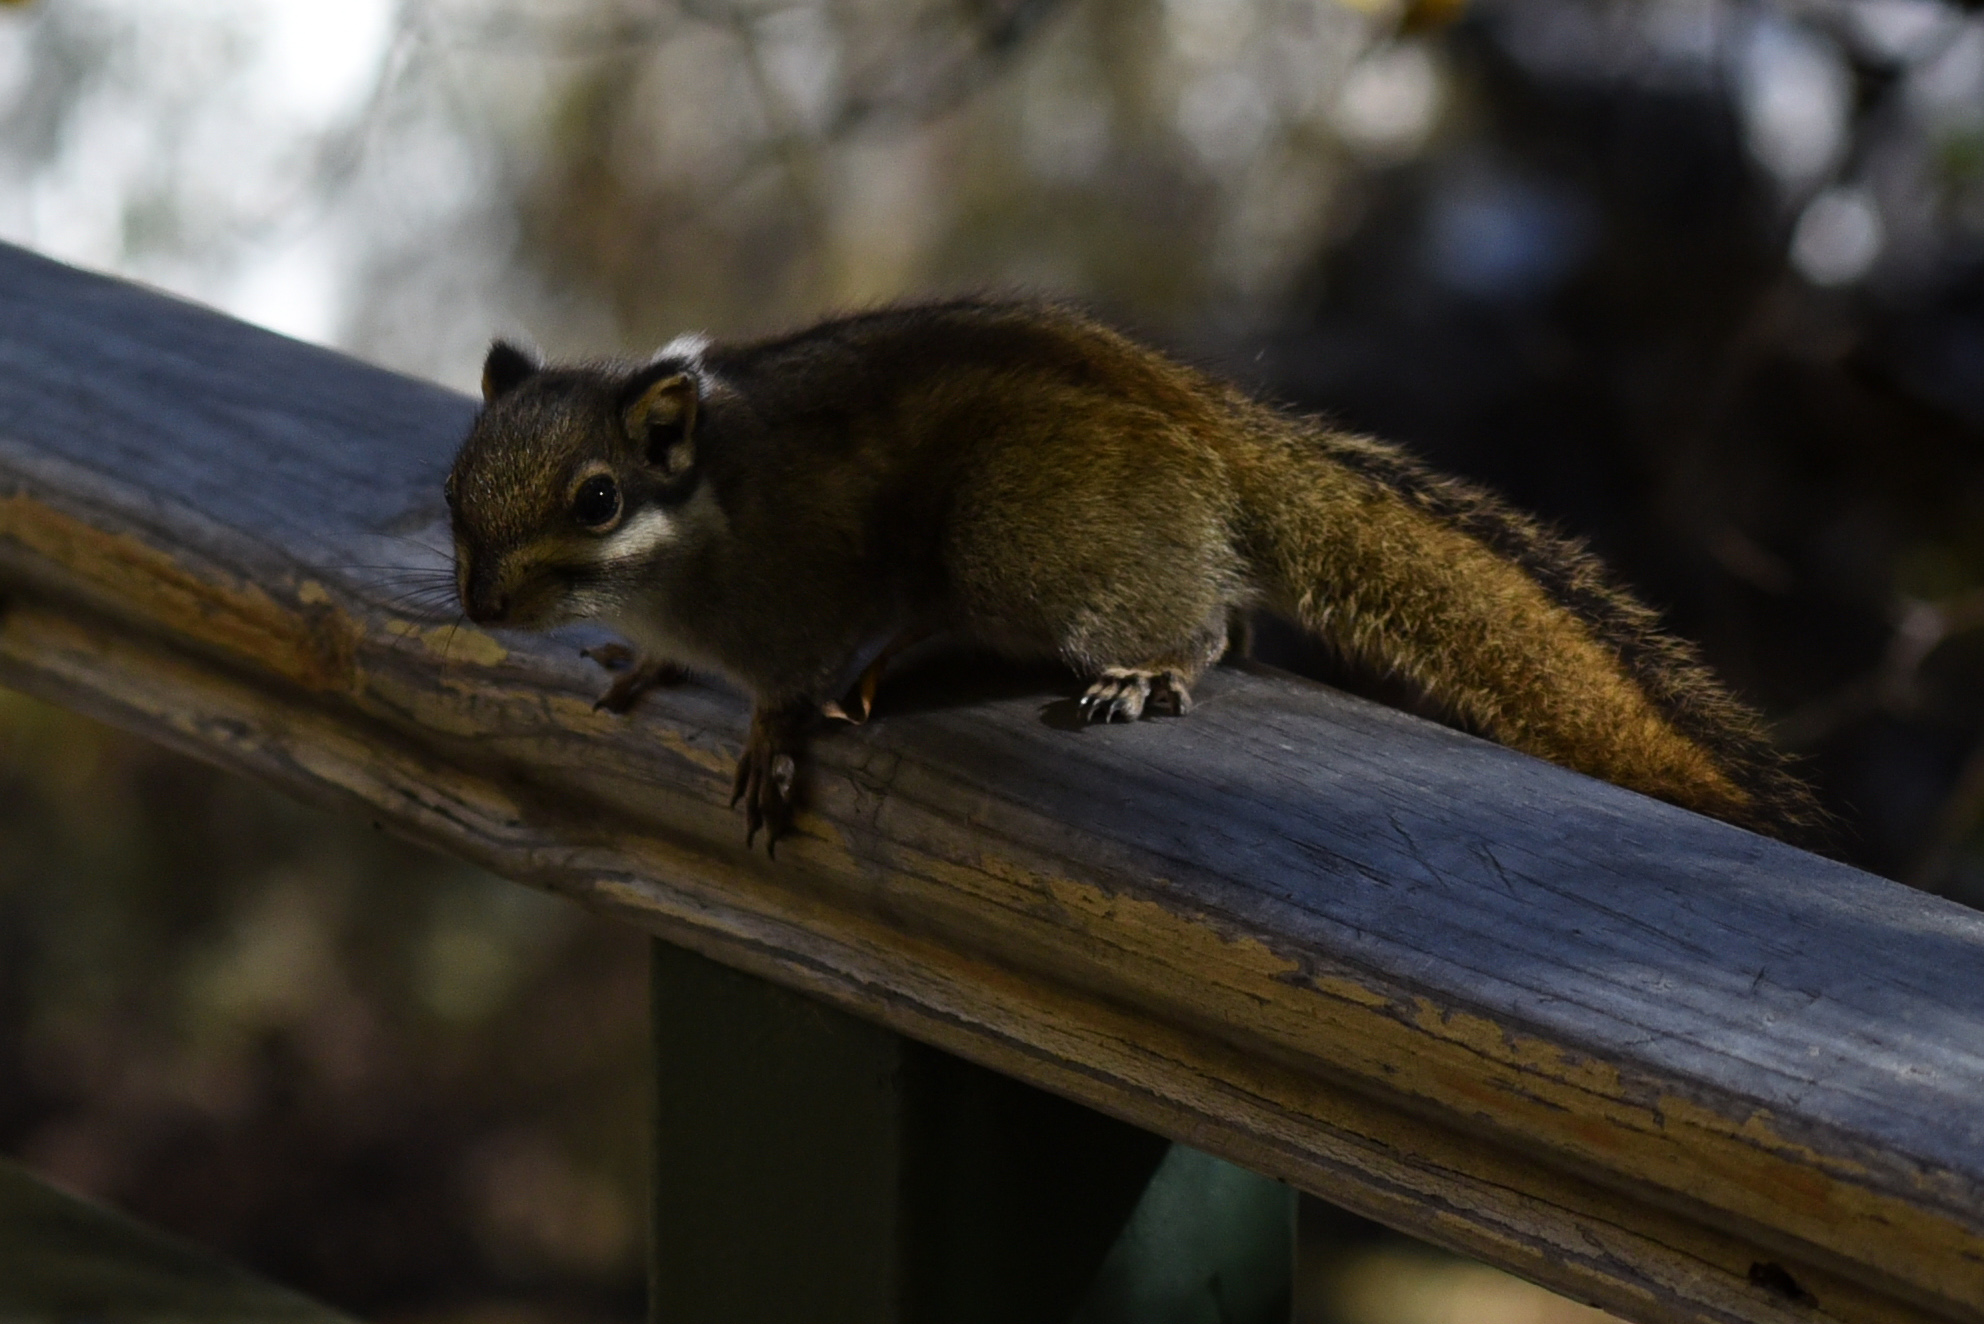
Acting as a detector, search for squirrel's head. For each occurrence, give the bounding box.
[445,339,712,630]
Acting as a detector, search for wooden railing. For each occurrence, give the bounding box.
[1,241,1980,1324]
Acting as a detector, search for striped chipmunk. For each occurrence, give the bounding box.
[444,300,1822,851]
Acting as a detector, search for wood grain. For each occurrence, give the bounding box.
[1,242,1979,1324]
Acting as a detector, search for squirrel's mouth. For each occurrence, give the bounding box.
[456,557,585,630]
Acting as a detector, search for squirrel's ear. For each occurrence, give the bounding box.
[621,368,699,479]
[481,341,540,403]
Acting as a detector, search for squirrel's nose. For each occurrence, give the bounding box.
[461,570,510,624]
[467,592,509,625]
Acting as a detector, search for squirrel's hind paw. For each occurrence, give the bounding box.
[1079,669,1148,722]
[1079,668,1195,723]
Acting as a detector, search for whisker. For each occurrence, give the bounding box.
[315,565,457,576]
[358,531,454,551]
[370,581,461,603]
[369,583,456,599]
[365,583,467,624]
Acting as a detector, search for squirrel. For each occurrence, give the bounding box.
[444,299,1823,851]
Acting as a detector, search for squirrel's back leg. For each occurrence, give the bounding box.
[938,392,1250,720]
[944,486,1238,726]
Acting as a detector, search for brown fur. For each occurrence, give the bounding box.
[447,300,1823,848]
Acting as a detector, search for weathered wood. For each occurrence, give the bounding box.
[0,1156,352,1322]
[0,242,1980,1324]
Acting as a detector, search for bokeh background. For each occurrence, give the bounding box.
[1,0,1981,1318]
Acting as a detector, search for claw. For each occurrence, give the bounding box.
[822,627,924,723]
[1080,669,1151,723]
[824,656,885,724]
[1148,673,1193,716]
[1079,668,1196,723]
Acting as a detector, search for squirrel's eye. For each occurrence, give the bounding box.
[571,474,621,529]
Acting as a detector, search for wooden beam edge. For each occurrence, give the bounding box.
[4,490,1980,1307]
[0,568,1971,1324]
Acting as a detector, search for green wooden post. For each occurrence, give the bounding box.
[650,939,1292,1324]
[0,1157,352,1324]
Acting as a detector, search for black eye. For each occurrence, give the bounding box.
[571,474,621,529]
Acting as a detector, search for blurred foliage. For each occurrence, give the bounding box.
[1,0,1982,1319]
[1252,6,1984,892]
[0,691,649,1322]
[506,0,1385,341]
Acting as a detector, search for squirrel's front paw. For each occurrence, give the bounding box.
[730,706,808,854]
[584,645,689,713]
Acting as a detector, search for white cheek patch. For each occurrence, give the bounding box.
[597,507,679,565]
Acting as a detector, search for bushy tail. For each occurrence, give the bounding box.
[1230,408,1825,846]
